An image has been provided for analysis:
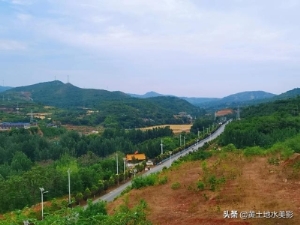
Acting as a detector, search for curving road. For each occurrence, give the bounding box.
[86,121,230,208]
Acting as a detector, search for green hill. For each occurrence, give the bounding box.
[7,80,130,107]
[5,81,202,127]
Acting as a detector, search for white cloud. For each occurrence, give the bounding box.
[20,0,296,63]
[2,0,300,97]
[0,39,27,50]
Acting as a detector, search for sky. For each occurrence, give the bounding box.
[0,0,300,98]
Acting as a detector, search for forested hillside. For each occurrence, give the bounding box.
[219,96,300,149]
[6,81,130,107]
[4,81,203,128]
[0,122,203,214]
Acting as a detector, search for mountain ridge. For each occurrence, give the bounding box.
[3,81,300,111]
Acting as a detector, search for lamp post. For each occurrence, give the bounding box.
[180,134,182,146]
[169,151,172,167]
[160,139,163,154]
[116,153,119,185]
[67,168,71,205]
[123,157,126,182]
[39,187,48,220]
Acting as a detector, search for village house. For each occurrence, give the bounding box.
[0,122,30,130]
[126,152,146,168]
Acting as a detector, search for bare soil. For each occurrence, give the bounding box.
[107,152,300,225]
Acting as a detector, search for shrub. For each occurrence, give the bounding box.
[158,175,168,185]
[197,181,205,190]
[120,185,132,196]
[171,182,181,190]
[191,150,212,161]
[223,143,237,152]
[208,175,217,191]
[131,173,158,189]
[280,147,294,160]
[268,157,280,165]
[244,146,265,157]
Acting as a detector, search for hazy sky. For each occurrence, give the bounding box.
[1,0,300,97]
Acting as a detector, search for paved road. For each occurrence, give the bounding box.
[86,121,230,208]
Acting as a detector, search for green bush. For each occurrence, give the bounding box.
[280,147,294,160]
[120,185,132,196]
[208,175,217,191]
[191,150,212,161]
[223,143,237,152]
[157,175,168,185]
[171,182,181,190]
[131,173,158,189]
[197,181,205,190]
[243,146,265,157]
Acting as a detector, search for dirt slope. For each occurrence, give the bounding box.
[107,152,300,225]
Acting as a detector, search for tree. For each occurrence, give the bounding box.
[75,192,83,205]
[83,187,91,200]
[10,151,32,172]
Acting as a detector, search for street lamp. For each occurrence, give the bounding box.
[116,153,119,185]
[123,157,127,182]
[67,168,71,205]
[180,134,181,146]
[160,139,164,154]
[39,187,48,220]
[169,151,172,167]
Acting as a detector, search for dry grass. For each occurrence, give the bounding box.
[107,151,300,225]
[63,125,104,135]
[139,124,192,134]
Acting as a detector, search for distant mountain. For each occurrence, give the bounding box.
[129,91,164,98]
[181,97,220,105]
[0,86,13,93]
[194,91,277,111]
[128,90,278,112]
[275,88,300,99]
[129,91,219,106]
[220,91,276,103]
